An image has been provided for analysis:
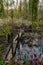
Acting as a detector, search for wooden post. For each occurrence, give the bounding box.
[11,32,13,65]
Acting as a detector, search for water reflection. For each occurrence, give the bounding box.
[15,42,43,62]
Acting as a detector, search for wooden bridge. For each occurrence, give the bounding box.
[2,27,43,65]
[4,31,24,64]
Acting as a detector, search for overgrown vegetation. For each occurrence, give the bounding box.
[0,0,43,62]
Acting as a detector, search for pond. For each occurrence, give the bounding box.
[15,42,43,63]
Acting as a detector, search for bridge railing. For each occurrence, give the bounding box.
[4,31,23,61]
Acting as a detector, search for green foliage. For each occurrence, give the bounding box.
[32,21,40,31]
[23,0,28,13]
[29,0,39,21]
[0,45,4,51]
[29,0,39,31]
[23,56,28,65]
[0,0,4,16]
[0,25,12,36]
[0,60,4,65]
[32,0,39,21]
[18,0,22,13]
[14,9,21,18]
[0,26,4,36]
[0,44,4,59]
[0,15,7,19]
[4,25,12,35]
[29,0,33,20]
